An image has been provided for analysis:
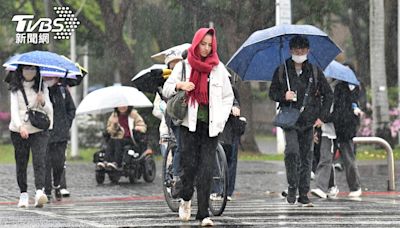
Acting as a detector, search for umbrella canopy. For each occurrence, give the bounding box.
[76,86,153,115]
[131,64,167,93]
[227,24,342,81]
[323,60,360,86]
[3,51,82,78]
[151,43,191,63]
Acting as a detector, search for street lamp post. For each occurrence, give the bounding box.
[275,0,292,154]
[70,32,79,159]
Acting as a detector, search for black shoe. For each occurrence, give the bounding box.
[54,188,62,201]
[286,187,297,204]
[298,194,313,207]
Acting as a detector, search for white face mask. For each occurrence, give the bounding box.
[292,54,307,64]
[348,84,356,91]
[22,69,36,81]
[45,79,58,87]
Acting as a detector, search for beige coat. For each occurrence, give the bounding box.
[106,109,147,140]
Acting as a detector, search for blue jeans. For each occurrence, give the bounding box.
[223,136,240,196]
[171,125,181,177]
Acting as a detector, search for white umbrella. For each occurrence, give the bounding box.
[131,64,166,81]
[76,86,153,115]
[151,43,191,63]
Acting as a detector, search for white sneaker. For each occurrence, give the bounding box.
[34,189,48,208]
[201,217,214,227]
[18,192,29,208]
[209,193,223,201]
[96,162,105,169]
[348,188,362,197]
[311,188,327,198]
[178,200,191,221]
[227,196,233,201]
[60,189,70,197]
[107,162,118,169]
[327,186,339,198]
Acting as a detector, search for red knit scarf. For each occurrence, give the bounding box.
[187,28,220,106]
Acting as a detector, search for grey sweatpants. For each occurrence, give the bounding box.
[315,137,336,192]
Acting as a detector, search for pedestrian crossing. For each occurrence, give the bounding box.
[2,194,400,227]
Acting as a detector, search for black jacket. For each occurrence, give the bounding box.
[330,81,360,142]
[269,59,333,130]
[220,87,241,144]
[48,85,76,143]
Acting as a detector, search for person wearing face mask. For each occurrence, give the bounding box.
[7,65,53,208]
[269,35,333,206]
[330,80,363,197]
[43,77,76,201]
[163,28,234,227]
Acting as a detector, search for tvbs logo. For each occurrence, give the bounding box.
[13,15,64,32]
[12,6,80,44]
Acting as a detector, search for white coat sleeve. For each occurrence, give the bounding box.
[162,61,183,99]
[10,92,22,130]
[152,94,164,120]
[221,65,234,123]
[41,86,53,117]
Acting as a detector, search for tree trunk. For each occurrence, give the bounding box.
[384,0,398,86]
[237,82,260,152]
[370,0,390,134]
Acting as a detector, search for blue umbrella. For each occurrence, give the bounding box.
[323,60,360,86]
[227,24,342,81]
[3,51,82,78]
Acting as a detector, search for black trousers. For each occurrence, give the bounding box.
[60,163,67,189]
[11,130,49,193]
[45,141,67,194]
[284,127,313,195]
[105,138,134,166]
[179,122,218,220]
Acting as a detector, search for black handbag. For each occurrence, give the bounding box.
[232,116,247,136]
[166,61,188,122]
[21,87,50,130]
[273,65,314,130]
[273,105,300,130]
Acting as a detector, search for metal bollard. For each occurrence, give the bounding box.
[353,137,396,191]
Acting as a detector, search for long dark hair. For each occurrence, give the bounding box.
[114,106,133,116]
[8,65,42,92]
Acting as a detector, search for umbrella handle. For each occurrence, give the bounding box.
[62,70,69,87]
[279,36,291,91]
[39,75,43,92]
